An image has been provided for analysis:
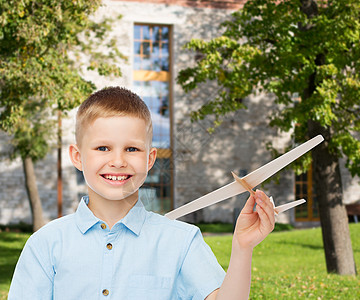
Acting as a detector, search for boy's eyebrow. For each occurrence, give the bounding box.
[91,139,147,147]
[126,139,147,147]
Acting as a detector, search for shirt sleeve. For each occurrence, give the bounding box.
[176,227,226,300]
[8,233,54,300]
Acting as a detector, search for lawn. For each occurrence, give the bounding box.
[205,223,360,299]
[1,224,359,299]
[0,231,30,300]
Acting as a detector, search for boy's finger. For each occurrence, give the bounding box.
[256,204,274,233]
[256,191,274,210]
[262,198,276,225]
[255,190,270,202]
[241,194,256,214]
[255,192,275,225]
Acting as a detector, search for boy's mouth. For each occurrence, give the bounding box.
[101,174,132,181]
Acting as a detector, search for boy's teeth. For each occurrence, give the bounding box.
[104,175,129,181]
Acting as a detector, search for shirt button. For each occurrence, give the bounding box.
[100,223,107,229]
[106,243,113,250]
[102,289,109,296]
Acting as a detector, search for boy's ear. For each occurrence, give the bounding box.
[147,147,157,171]
[69,144,82,171]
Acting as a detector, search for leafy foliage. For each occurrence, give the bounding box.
[0,0,125,161]
[177,0,360,176]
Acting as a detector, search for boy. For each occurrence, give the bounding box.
[9,87,275,299]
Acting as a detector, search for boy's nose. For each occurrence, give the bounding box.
[109,152,127,168]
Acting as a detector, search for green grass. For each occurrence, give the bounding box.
[196,222,294,234]
[0,232,30,300]
[1,224,359,299]
[205,223,360,299]
[196,222,235,233]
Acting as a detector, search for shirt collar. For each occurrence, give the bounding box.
[75,196,99,234]
[120,199,147,236]
[75,196,147,236]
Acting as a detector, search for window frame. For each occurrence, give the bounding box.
[133,23,174,213]
[295,164,320,222]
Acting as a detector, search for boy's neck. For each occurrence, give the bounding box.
[87,189,138,229]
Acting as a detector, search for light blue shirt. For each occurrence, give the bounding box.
[9,197,225,300]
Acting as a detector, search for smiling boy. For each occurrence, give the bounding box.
[9,87,275,300]
[71,114,156,227]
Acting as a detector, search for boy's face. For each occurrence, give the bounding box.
[70,116,156,205]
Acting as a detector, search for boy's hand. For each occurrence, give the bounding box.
[208,190,274,300]
[233,190,275,250]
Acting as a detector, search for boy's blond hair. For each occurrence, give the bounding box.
[76,86,153,146]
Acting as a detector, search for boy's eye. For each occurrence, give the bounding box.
[97,146,109,151]
[127,147,138,152]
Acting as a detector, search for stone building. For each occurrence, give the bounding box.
[1,0,359,227]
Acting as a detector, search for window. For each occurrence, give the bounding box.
[134,25,169,72]
[295,164,319,221]
[133,24,172,214]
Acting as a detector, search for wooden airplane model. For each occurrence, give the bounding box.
[165,135,324,220]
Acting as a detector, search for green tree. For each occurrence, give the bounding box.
[0,0,125,231]
[178,0,359,275]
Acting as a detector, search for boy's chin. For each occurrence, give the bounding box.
[97,190,139,203]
